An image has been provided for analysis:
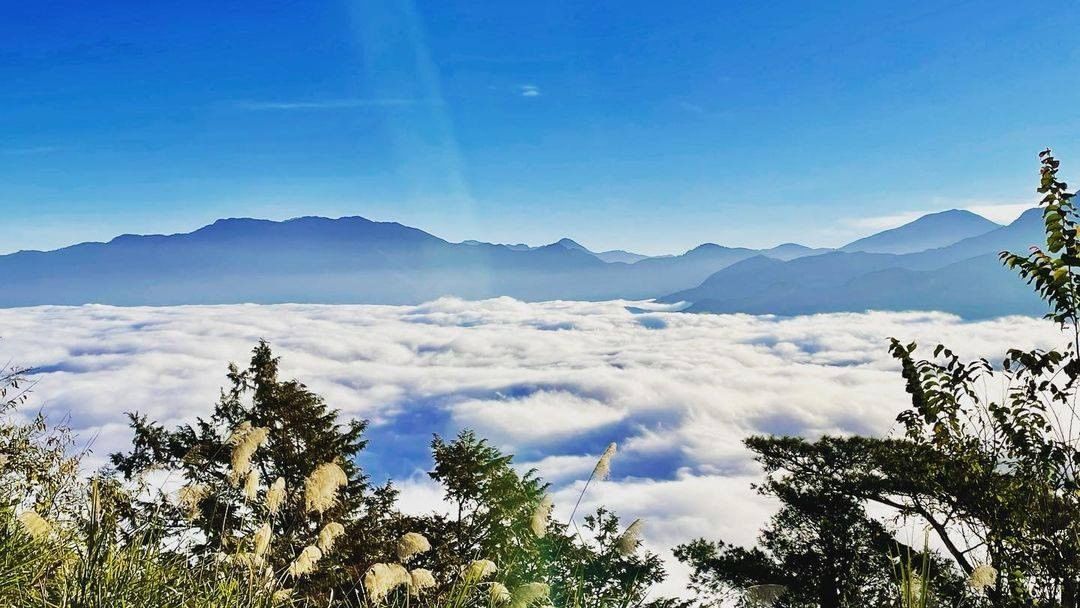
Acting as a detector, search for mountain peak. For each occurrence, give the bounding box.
[841,209,1000,254]
[924,208,983,219]
[554,238,590,252]
[1012,207,1043,224]
[688,243,723,253]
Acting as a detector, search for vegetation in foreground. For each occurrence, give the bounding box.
[2,150,1080,607]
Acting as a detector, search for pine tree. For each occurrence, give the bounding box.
[110,340,399,598]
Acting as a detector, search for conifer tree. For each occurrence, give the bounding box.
[111,340,400,598]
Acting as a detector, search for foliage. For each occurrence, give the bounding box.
[110,340,400,600]
[675,436,965,607]
[544,508,674,608]
[425,430,548,588]
[0,349,82,533]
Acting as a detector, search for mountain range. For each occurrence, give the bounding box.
[0,208,1050,317]
[661,208,1047,318]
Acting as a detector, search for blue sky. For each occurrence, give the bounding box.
[3,1,1079,255]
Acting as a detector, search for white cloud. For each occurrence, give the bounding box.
[963,202,1035,224]
[452,390,626,443]
[519,84,541,97]
[0,300,1062,596]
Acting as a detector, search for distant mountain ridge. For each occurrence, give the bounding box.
[0,207,1046,317]
[0,214,831,307]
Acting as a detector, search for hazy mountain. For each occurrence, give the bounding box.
[467,236,652,264]
[761,243,834,260]
[907,207,1042,265]
[460,239,531,251]
[553,239,652,264]
[1,209,1028,312]
[673,254,1045,318]
[594,250,650,264]
[840,209,1001,254]
[0,215,824,307]
[663,209,1044,318]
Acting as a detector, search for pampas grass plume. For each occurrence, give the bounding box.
[177,483,210,520]
[592,442,617,481]
[364,562,411,602]
[969,564,997,594]
[464,559,497,581]
[396,532,431,562]
[616,518,644,556]
[229,425,268,486]
[253,522,272,556]
[316,522,345,553]
[490,582,512,605]
[243,469,260,501]
[266,476,286,514]
[510,582,550,608]
[409,568,436,594]
[287,545,322,578]
[17,510,51,540]
[530,495,554,537]
[303,462,347,514]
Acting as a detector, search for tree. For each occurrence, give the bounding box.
[110,340,400,599]
[0,353,30,411]
[675,436,967,607]
[544,507,674,608]
[0,348,81,519]
[423,430,547,588]
[676,436,968,607]
[411,431,674,607]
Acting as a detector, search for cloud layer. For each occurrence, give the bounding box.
[0,299,1062,596]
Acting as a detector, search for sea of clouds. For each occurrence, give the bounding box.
[0,298,1065,596]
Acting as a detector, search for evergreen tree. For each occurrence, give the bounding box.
[545,507,674,608]
[424,430,548,587]
[110,341,400,599]
[410,430,674,607]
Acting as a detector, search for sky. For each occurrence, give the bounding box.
[3,0,1079,255]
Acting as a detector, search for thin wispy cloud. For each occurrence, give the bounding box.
[233,98,442,111]
[519,84,541,98]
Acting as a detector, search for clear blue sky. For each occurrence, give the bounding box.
[3,1,1079,255]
